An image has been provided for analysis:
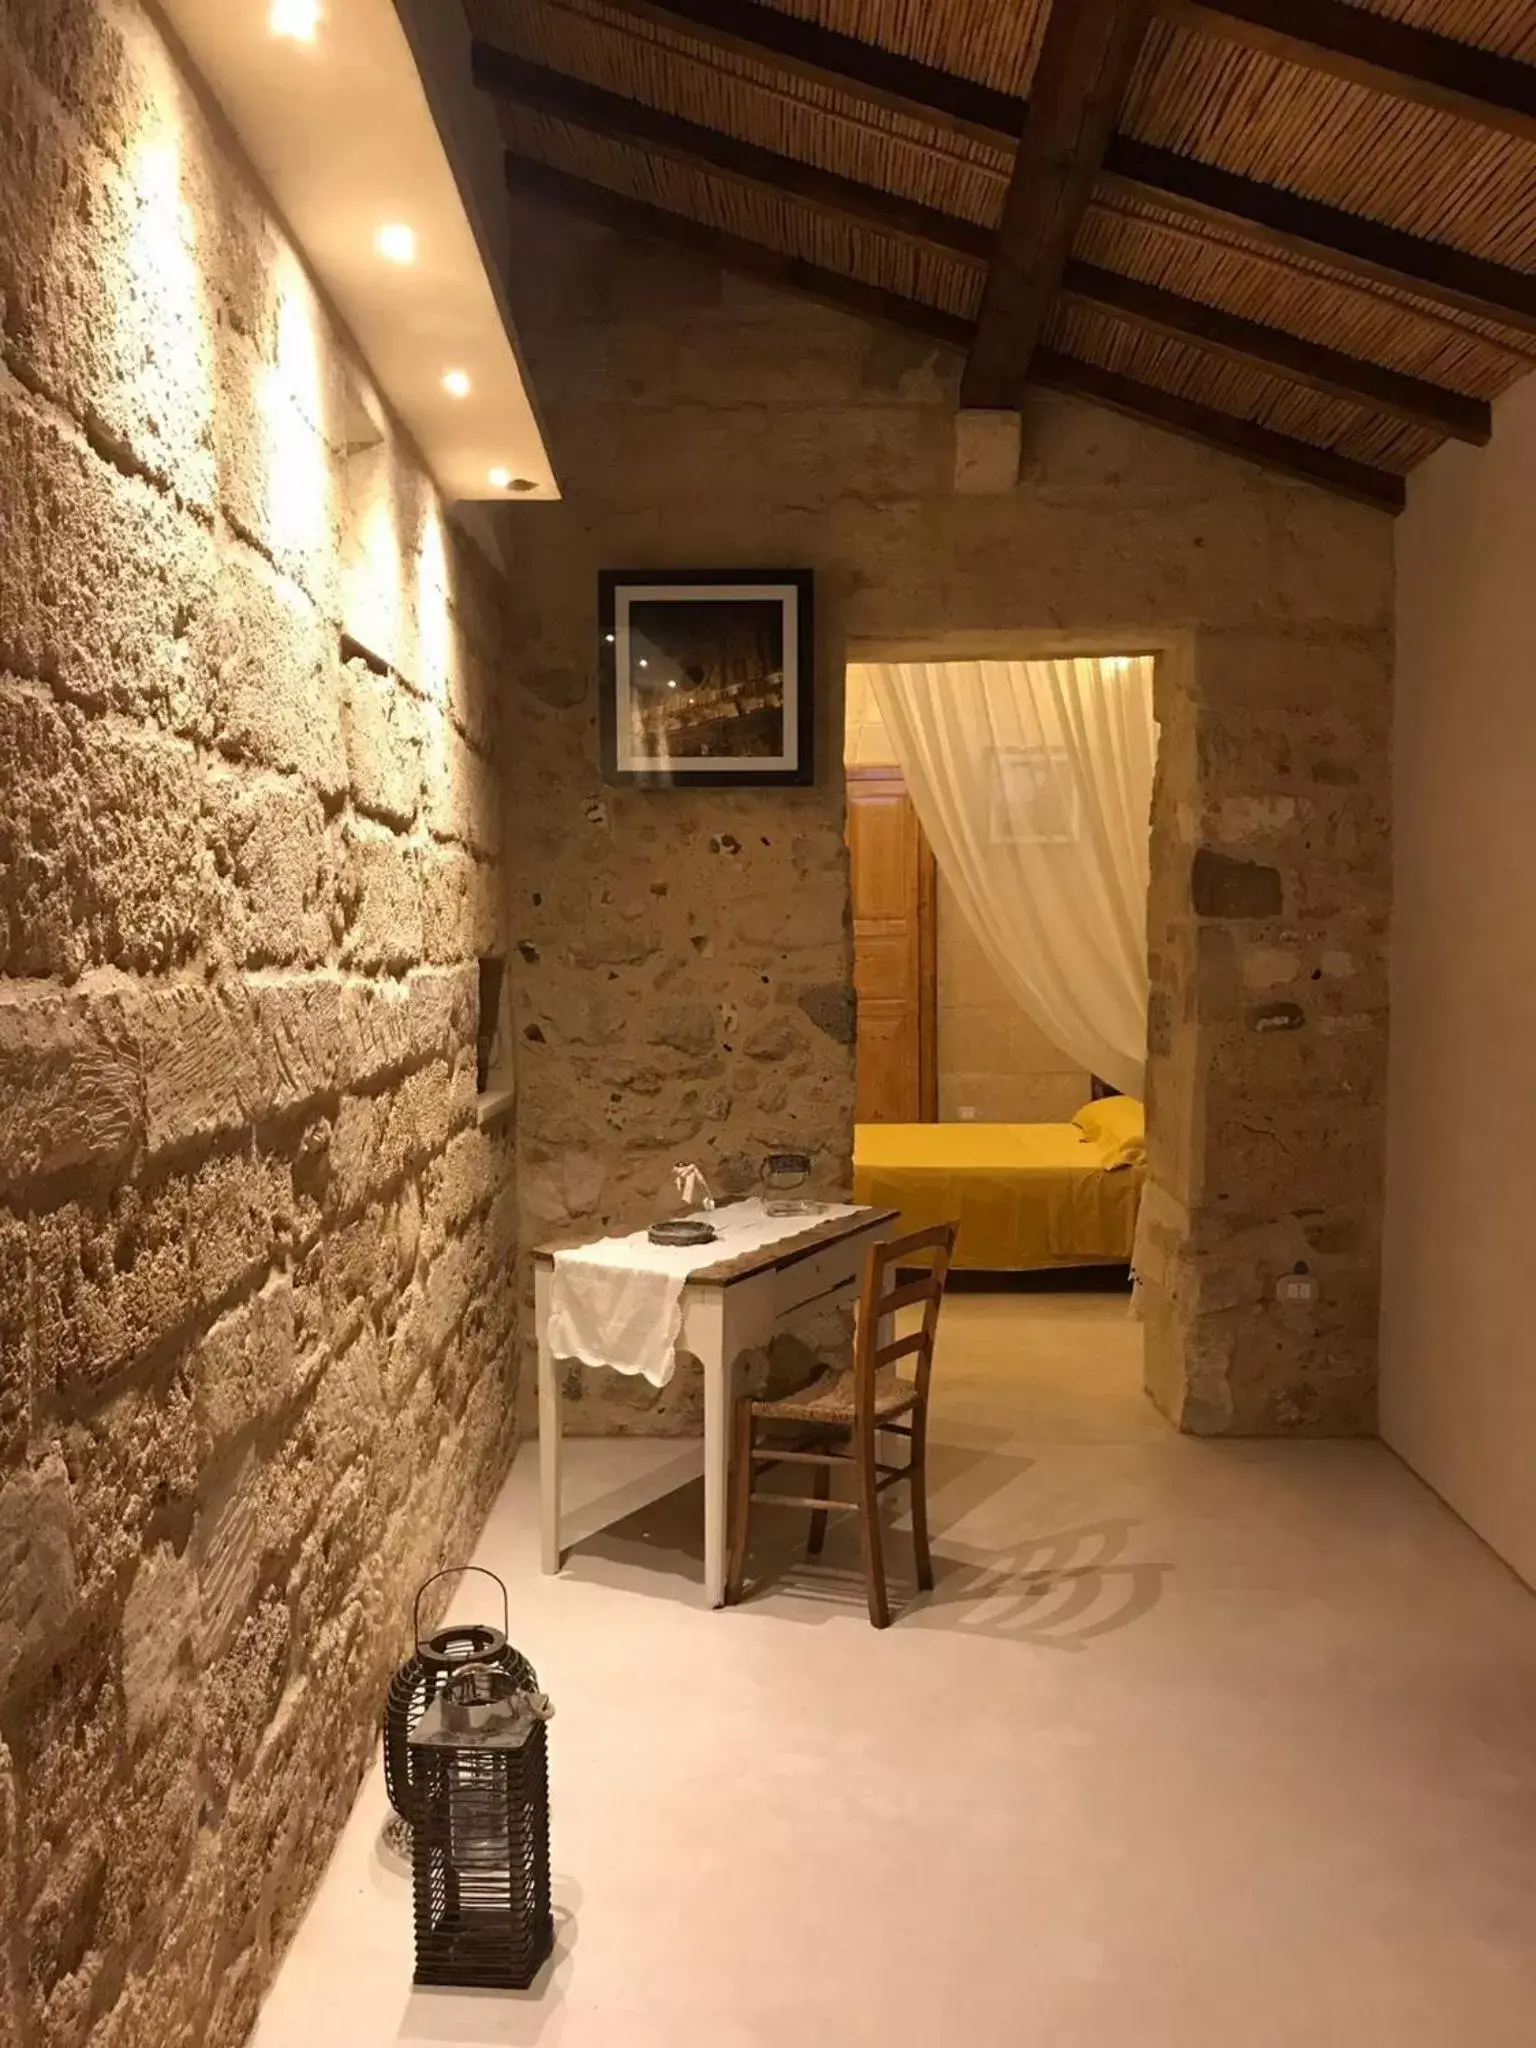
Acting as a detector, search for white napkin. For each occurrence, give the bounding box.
[546,1198,857,1387]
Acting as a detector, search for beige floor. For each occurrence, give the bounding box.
[253,1292,1536,2048]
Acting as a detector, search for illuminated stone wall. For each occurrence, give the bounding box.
[0,2,518,2040]
[502,202,1393,1441]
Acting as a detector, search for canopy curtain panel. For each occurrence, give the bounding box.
[856,656,1156,1100]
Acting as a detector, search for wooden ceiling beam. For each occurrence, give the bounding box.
[1033,349,1405,510]
[588,0,1024,148]
[502,151,975,347]
[1102,135,1536,336]
[472,43,994,262]
[1061,259,1492,443]
[962,0,1155,409]
[476,46,1488,443]
[506,148,1406,510]
[1166,0,1536,144]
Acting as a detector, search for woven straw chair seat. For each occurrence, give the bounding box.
[750,1367,918,1427]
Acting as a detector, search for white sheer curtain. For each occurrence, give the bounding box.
[857,656,1156,1099]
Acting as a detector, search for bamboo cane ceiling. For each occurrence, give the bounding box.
[469,0,1536,495]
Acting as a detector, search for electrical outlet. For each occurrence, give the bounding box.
[1276,1271,1317,1305]
[957,1105,978,1121]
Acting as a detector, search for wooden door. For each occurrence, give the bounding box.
[847,766,936,1124]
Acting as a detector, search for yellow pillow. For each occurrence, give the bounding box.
[1072,1096,1146,1170]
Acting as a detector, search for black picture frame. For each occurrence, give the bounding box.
[598,569,815,788]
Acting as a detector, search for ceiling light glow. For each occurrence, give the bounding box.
[488,466,513,489]
[269,0,322,41]
[442,369,472,399]
[374,222,417,265]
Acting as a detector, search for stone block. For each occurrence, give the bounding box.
[0,1208,29,1461]
[121,1540,199,1744]
[35,1181,193,1397]
[141,982,262,1156]
[0,681,206,978]
[201,1591,290,1802]
[0,390,215,724]
[375,1062,458,1186]
[953,409,1021,494]
[422,703,499,855]
[1190,848,1283,920]
[208,775,336,970]
[192,1275,299,1453]
[797,982,856,1045]
[653,1000,717,1056]
[0,0,154,168]
[185,1147,293,1311]
[254,973,343,1114]
[0,1736,18,2043]
[192,1446,263,1665]
[422,1127,499,1246]
[337,965,469,1088]
[1201,1085,1384,1219]
[0,39,215,510]
[0,1452,80,1696]
[213,303,342,615]
[196,546,345,794]
[342,657,423,828]
[61,1373,199,1604]
[323,1096,379,1219]
[410,1232,475,1372]
[341,823,424,973]
[302,1327,385,1493]
[0,988,142,1191]
[9,1618,122,2039]
[100,1704,202,1977]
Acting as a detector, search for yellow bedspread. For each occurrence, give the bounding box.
[853,1120,1143,1271]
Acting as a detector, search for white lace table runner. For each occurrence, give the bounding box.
[546,1198,860,1387]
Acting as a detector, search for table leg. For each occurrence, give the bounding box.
[535,1265,562,1575]
[703,1341,735,1609]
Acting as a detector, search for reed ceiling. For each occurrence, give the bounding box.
[468,0,1536,507]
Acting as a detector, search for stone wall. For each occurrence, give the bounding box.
[502,199,1393,1440]
[0,3,520,2041]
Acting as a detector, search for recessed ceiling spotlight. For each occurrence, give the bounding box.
[443,369,472,399]
[374,222,417,265]
[270,0,322,42]
[488,466,513,490]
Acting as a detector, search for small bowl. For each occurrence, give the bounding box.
[647,1218,719,1247]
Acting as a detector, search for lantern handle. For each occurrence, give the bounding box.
[413,1566,510,1654]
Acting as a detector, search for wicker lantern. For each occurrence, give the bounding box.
[383,1568,537,1831]
[409,1654,554,1989]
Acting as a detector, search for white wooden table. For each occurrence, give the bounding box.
[535,1203,900,1606]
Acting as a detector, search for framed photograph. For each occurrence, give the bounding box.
[987,746,1081,846]
[599,570,814,788]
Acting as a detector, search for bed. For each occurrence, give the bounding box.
[852,1098,1145,1272]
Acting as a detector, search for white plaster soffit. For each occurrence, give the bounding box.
[157,0,558,504]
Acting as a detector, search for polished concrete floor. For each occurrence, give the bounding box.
[253,1291,1536,2047]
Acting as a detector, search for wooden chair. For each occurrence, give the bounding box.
[725,1222,958,1628]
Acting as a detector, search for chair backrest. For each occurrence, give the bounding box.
[853,1222,959,1421]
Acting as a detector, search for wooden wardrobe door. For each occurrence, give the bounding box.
[847,766,936,1124]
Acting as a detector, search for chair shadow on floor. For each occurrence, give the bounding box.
[557,1437,1025,1596]
[558,1442,1170,1647]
